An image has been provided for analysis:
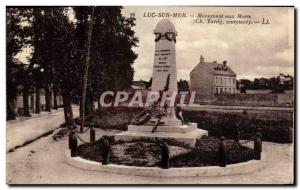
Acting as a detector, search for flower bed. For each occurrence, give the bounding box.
[76,136,254,167]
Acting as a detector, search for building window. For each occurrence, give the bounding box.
[220,77,222,85]
[220,88,223,93]
[233,88,235,93]
[229,88,231,93]
[225,88,227,93]
[216,88,218,94]
[215,76,218,85]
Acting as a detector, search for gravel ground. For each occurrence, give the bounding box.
[6,127,294,185]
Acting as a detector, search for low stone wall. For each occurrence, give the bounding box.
[65,150,266,177]
[211,93,293,107]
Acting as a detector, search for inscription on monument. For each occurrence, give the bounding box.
[155,49,171,72]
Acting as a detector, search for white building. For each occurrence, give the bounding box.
[190,55,237,102]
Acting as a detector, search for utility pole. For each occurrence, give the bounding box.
[80,6,95,133]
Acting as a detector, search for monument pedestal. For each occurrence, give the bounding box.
[115,123,208,147]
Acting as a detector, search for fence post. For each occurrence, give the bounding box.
[254,132,262,160]
[218,136,226,167]
[160,142,170,169]
[70,131,77,157]
[90,124,95,143]
[101,139,110,165]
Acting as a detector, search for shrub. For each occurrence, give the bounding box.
[183,110,293,143]
[170,136,253,167]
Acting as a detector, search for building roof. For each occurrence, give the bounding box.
[191,61,236,77]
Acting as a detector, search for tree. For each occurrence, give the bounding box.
[7,7,138,125]
[28,7,78,124]
[41,8,78,124]
[32,66,44,113]
[31,8,53,112]
[145,77,152,89]
[177,79,190,92]
[73,6,138,115]
[6,8,32,119]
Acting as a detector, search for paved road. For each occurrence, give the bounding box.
[6,128,294,184]
[6,106,79,152]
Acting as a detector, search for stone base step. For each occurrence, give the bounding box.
[128,123,197,133]
[114,128,208,147]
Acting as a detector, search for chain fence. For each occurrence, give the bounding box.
[75,133,89,144]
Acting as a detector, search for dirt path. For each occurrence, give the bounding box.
[6,128,293,184]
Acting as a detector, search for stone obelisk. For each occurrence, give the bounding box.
[150,19,180,126]
[151,19,178,93]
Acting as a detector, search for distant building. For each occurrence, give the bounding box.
[190,55,237,102]
[278,73,293,85]
[258,78,269,86]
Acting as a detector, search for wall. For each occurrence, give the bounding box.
[214,75,236,94]
[209,93,293,107]
[17,95,63,115]
[190,63,214,102]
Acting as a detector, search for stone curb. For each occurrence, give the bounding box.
[64,150,266,177]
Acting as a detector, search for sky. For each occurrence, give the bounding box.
[15,7,294,81]
[121,7,294,81]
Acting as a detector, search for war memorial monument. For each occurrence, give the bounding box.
[115,19,208,146]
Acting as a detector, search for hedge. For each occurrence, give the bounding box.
[183,110,293,143]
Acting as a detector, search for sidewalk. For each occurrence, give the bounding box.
[6,106,79,152]
[7,108,63,124]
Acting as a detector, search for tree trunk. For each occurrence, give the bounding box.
[35,87,41,114]
[7,98,17,120]
[80,91,93,116]
[85,90,92,115]
[97,95,101,111]
[45,83,52,112]
[90,96,95,112]
[30,94,35,113]
[23,86,31,117]
[85,94,91,115]
[62,91,74,126]
[53,88,58,110]
[79,99,83,118]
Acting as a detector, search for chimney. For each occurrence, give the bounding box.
[223,61,227,67]
[200,55,204,63]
